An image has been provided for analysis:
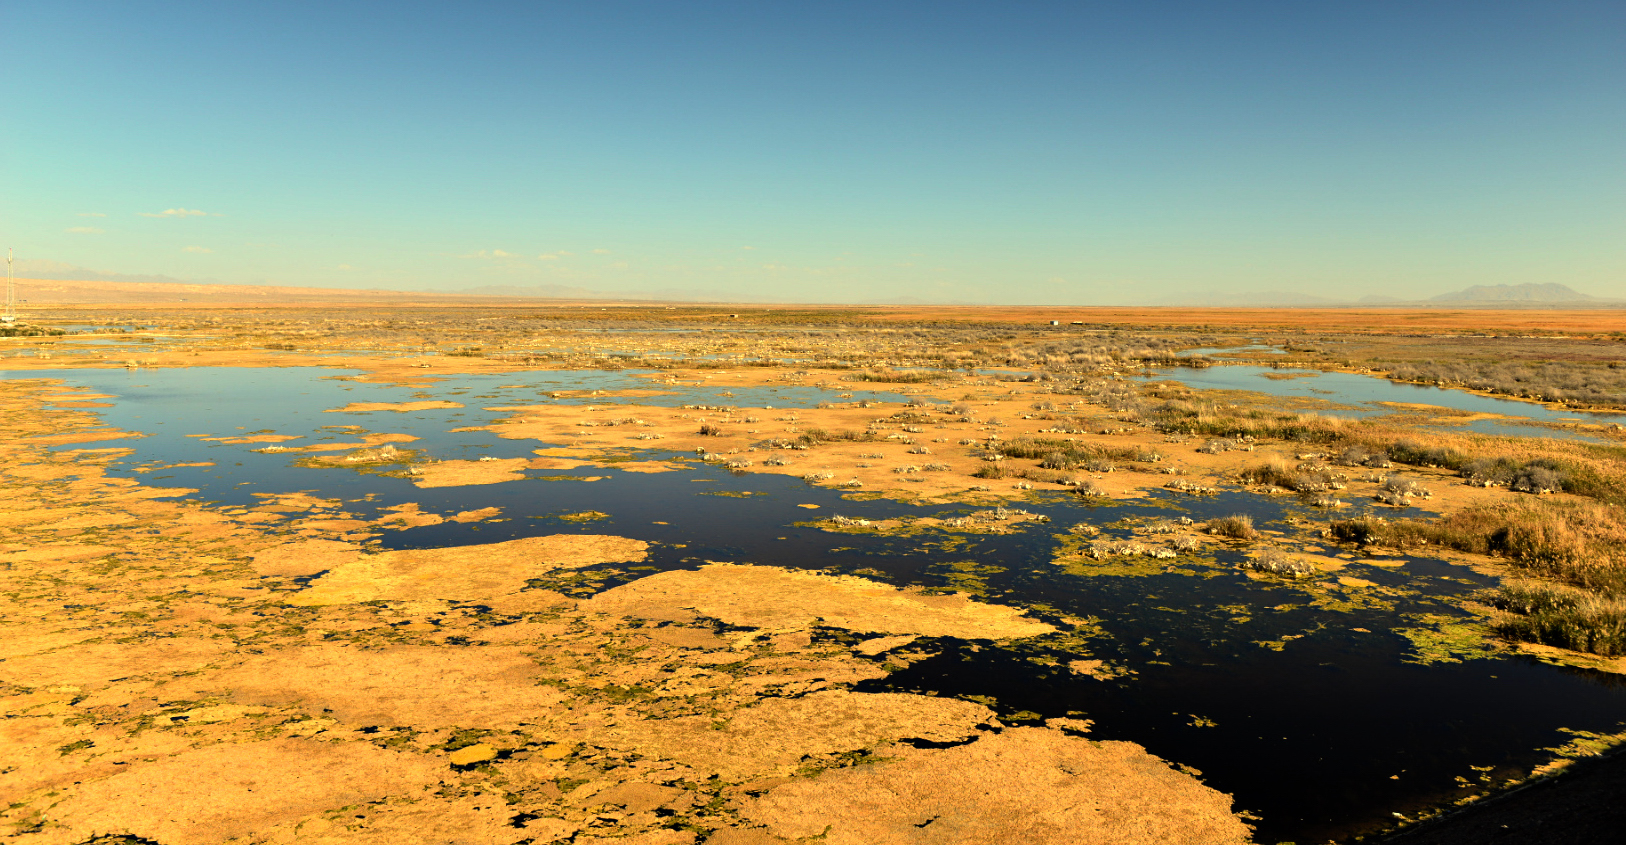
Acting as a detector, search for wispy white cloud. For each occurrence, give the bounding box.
[592,248,612,255]
[141,208,212,218]
[182,245,213,254]
[459,249,516,259]
[66,226,104,234]
[741,245,755,250]
[338,264,355,271]
[538,253,559,260]
[77,212,107,218]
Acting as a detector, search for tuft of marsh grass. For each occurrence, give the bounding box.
[1206,514,1257,540]
[851,370,946,383]
[796,428,875,446]
[1486,581,1626,656]
[1239,458,1332,493]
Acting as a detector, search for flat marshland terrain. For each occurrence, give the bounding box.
[5,297,1626,845]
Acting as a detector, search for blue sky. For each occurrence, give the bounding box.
[3,1,1622,303]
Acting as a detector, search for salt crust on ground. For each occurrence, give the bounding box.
[585,562,1055,639]
[745,727,1253,845]
[288,534,648,605]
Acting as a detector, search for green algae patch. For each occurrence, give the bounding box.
[1396,614,1502,665]
[1543,725,1626,762]
[927,559,1008,597]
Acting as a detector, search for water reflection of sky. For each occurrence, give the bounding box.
[10,365,912,509]
[1180,345,1289,356]
[1146,364,1624,442]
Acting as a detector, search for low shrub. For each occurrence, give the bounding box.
[1387,438,1467,470]
[973,463,1009,479]
[1461,456,1569,493]
[1076,480,1108,498]
[796,428,874,446]
[1242,549,1316,578]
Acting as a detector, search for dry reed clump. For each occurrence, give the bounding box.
[1206,514,1256,540]
[796,428,876,446]
[995,437,1160,477]
[698,423,725,436]
[1147,404,1351,445]
[1484,581,1626,656]
[849,370,947,383]
[972,462,1009,480]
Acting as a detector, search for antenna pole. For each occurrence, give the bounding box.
[5,248,12,321]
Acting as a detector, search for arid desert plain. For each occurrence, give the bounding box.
[5,296,1626,845]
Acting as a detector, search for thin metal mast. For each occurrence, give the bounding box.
[4,248,12,323]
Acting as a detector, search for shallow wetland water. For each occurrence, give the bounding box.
[13,362,1626,843]
[1147,364,1626,442]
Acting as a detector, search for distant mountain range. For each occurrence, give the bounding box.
[1158,290,1342,307]
[1429,283,1601,302]
[1164,282,1618,307]
[455,284,784,303]
[13,259,1620,308]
